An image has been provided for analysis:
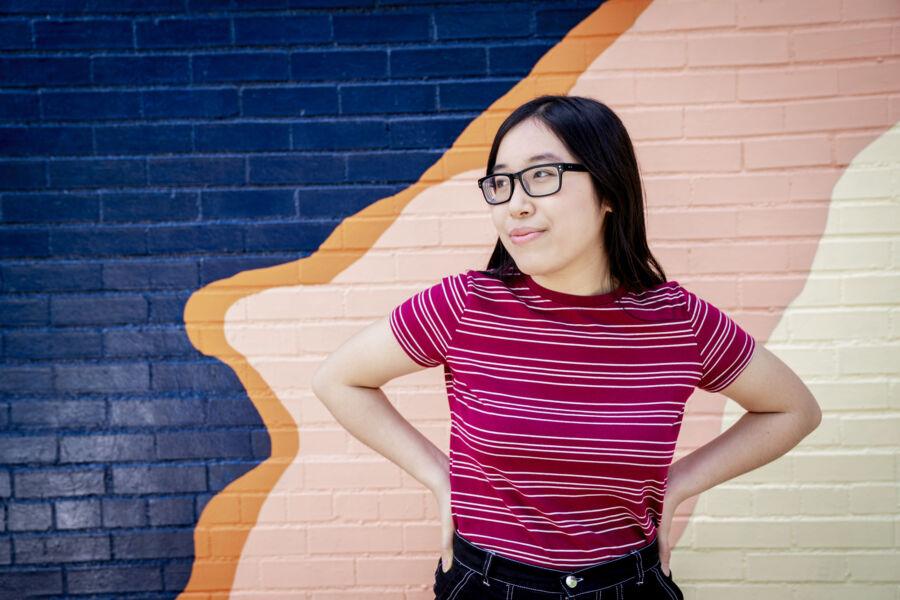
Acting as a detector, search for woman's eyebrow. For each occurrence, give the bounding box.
[492,152,563,172]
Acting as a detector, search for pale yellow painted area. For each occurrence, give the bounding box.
[683,123,900,596]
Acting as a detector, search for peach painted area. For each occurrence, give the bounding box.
[178,0,900,596]
[178,1,656,598]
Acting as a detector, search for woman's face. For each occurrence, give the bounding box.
[488,118,610,278]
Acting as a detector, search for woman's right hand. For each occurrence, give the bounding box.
[437,483,455,573]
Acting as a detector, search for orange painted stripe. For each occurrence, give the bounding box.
[178,1,655,596]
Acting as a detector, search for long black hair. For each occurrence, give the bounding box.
[482,95,668,295]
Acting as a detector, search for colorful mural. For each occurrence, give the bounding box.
[1,0,898,598]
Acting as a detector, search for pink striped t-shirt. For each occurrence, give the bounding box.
[389,268,756,569]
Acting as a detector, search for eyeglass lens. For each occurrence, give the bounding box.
[481,165,561,204]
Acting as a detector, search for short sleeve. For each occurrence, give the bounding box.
[388,270,472,368]
[681,286,757,393]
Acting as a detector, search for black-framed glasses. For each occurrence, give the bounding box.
[477,162,589,205]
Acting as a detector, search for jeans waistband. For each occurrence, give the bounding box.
[449,531,661,598]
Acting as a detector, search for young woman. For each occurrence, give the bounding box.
[312,95,822,599]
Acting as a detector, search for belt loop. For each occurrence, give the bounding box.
[481,549,495,586]
[631,547,644,586]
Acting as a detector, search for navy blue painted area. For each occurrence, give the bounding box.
[0,1,603,597]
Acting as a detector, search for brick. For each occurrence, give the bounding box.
[102,260,199,292]
[135,17,230,48]
[435,9,531,40]
[101,191,199,223]
[156,431,252,460]
[194,123,291,152]
[346,150,439,181]
[112,529,195,560]
[15,534,110,564]
[108,324,194,358]
[0,91,39,119]
[0,229,49,257]
[340,83,436,114]
[42,91,142,120]
[0,126,93,157]
[147,157,244,186]
[4,330,102,360]
[333,13,429,43]
[15,468,105,499]
[243,221,335,252]
[101,498,146,528]
[94,125,192,155]
[1,192,100,223]
[208,461,258,491]
[92,55,191,85]
[0,19,30,49]
[240,85,337,117]
[10,401,105,428]
[147,291,192,324]
[247,154,343,184]
[297,185,398,218]
[207,399,265,427]
[292,119,388,149]
[146,224,243,253]
[67,565,163,593]
[488,42,555,75]
[439,79,516,110]
[112,465,206,494]
[0,297,48,326]
[201,189,295,219]
[0,57,90,87]
[199,254,294,284]
[163,560,192,592]
[34,19,133,49]
[109,399,203,427]
[291,49,387,80]
[233,15,330,45]
[8,502,53,531]
[391,47,486,78]
[143,88,239,118]
[0,471,9,497]
[60,434,154,463]
[389,116,469,148]
[150,360,242,392]
[251,429,271,459]
[0,569,63,596]
[49,227,147,256]
[193,52,289,83]
[0,435,57,465]
[54,363,150,393]
[0,160,46,190]
[50,295,148,327]
[48,158,146,188]
[535,7,600,36]
[148,496,194,526]
[55,499,101,529]
[0,262,102,292]
[0,366,53,393]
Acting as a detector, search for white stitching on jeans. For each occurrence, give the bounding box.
[447,569,475,600]
[652,566,677,600]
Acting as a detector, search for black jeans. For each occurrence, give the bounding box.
[433,530,684,600]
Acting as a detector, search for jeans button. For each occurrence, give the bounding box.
[565,575,582,588]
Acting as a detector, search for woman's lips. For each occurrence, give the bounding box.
[510,230,546,245]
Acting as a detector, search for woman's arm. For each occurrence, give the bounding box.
[668,343,823,505]
[310,315,451,496]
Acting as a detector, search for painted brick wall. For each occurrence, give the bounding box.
[0,1,603,597]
